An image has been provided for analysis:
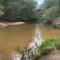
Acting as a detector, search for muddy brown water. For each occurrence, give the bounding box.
[0,24,35,60]
[0,23,60,60]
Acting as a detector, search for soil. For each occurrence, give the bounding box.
[39,50,60,60]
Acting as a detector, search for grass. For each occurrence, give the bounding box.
[37,38,60,56]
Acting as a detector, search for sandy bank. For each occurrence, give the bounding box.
[0,22,25,27]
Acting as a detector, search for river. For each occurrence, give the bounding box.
[0,23,36,60]
[0,23,59,60]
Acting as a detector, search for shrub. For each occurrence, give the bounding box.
[55,40,60,49]
[37,38,60,56]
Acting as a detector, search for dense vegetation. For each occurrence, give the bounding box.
[0,0,60,23]
[0,0,37,22]
[32,38,60,60]
[37,38,60,56]
[38,0,60,23]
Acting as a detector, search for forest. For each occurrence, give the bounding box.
[0,0,60,24]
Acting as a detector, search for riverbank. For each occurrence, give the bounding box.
[39,50,60,60]
[0,22,25,28]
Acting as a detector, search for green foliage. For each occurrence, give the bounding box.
[37,38,60,56]
[55,40,60,49]
[0,0,37,22]
[37,39,54,55]
[0,5,4,16]
[37,0,60,22]
[0,0,60,22]
[0,0,5,16]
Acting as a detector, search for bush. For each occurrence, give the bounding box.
[37,38,60,56]
[55,40,60,49]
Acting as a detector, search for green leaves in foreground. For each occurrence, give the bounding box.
[55,40,60,49]
[37,38,60,55]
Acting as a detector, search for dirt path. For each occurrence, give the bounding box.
[39,50,60,60]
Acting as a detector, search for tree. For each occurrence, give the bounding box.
[0,0,5,16]
[3,0,37,22]
[37,0,60,22]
